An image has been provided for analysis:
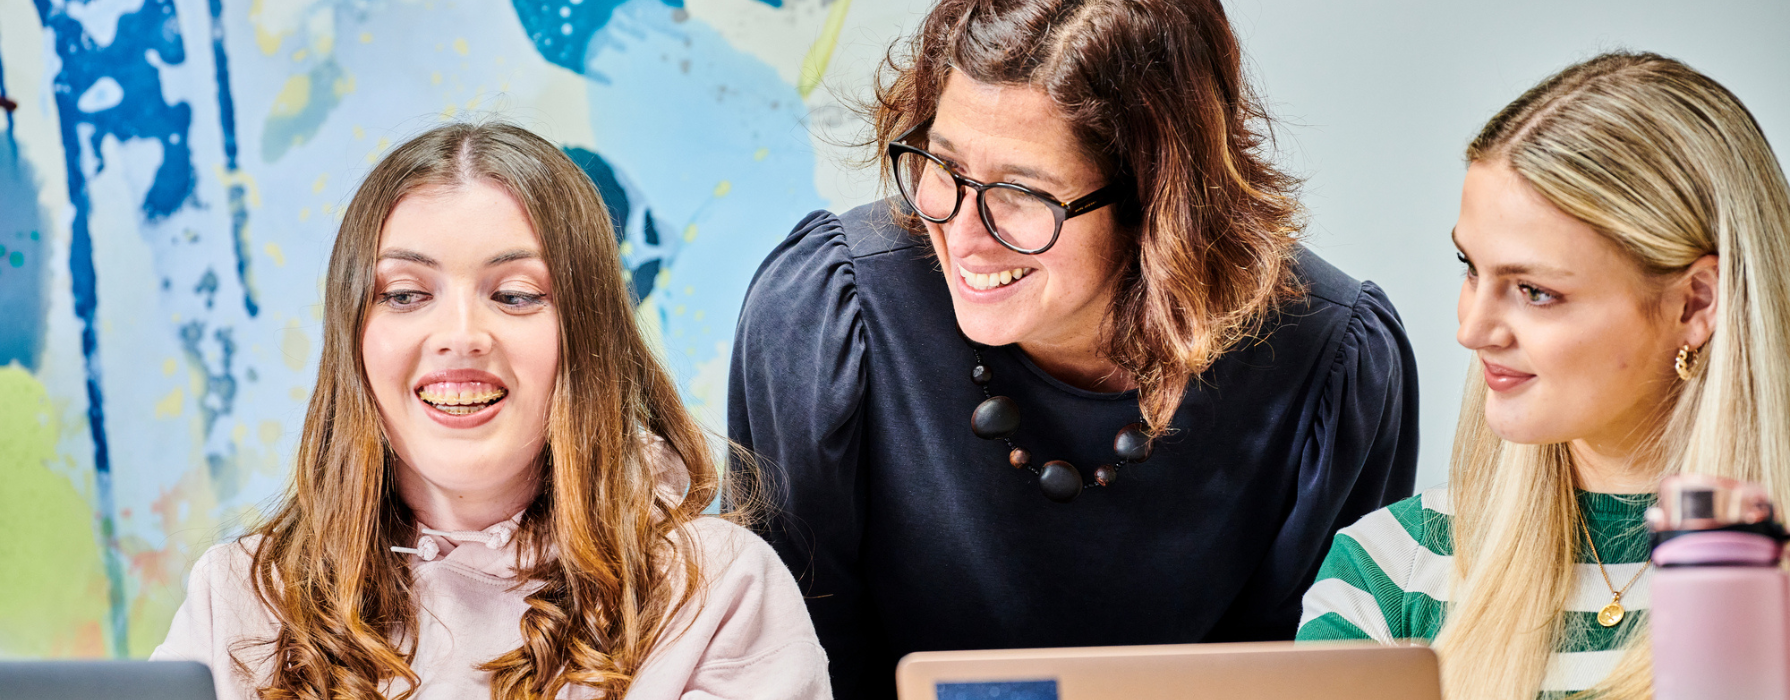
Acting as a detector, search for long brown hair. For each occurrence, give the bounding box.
[871,0,1303,431]
[1439,52,1790,700]
[239,122,730,699]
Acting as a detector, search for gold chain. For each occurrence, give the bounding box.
[1579,515,1650,599]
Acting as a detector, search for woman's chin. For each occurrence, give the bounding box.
[954,313,1029,349]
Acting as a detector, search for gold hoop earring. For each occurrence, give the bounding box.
[1674,344,1702,381]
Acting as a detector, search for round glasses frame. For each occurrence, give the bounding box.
[887,126,1125,255]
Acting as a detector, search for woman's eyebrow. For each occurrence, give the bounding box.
[485,248,540,266]
[379,248,438,267]
[928,132,1067,191]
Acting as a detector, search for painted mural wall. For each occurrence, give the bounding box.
[0,0,920,659]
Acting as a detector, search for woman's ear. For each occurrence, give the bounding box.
[1677,254,1720,348]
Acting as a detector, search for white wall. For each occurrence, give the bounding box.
[811,0,1790,491]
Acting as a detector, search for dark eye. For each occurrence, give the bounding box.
[1456,252,1476,276]
[378,290,429,310]
[493,291,547,309]
[1518,284,1558,305]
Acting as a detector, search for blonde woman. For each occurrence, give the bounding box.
[149,123,828,699]
[1298,52,1790,699]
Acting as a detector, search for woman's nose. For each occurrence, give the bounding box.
[941,190,1001,256]
[435,294,494,357]
[1456,281,1509,351]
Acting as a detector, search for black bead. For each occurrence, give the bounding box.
[1039,461,1083,503]
[1095,464,1119,487]
[971,396,1021,440]
[971,364,993,385]
[1113,422,1152,463]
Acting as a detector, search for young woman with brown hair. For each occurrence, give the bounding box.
[1298,52,1790,699]
[729,0,1420,696]
[150,123,828,700]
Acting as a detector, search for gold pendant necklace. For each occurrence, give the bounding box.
[1580,515,1650,628]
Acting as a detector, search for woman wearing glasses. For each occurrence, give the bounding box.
[730,1,1419,696]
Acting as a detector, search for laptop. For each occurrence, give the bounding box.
[896,641,1440,700]
[0,660,215,700]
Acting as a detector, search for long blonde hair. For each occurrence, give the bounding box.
[1436,52,1790,700]
[238,122,738,699]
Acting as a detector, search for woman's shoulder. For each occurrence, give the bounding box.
[1336,487,1455,560]
[679,517,786,580]
[742,201,924,307]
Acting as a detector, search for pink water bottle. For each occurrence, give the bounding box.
[1649,475,1790,700]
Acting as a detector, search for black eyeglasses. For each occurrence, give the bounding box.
[887,124,1125,255]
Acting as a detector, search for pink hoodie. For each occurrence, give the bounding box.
[150,445,830,699]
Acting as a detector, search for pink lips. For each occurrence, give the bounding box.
[1481,359,1535,393]
[413,368,509,428]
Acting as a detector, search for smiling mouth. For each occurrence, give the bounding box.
[958,264,1032,291]
[416,381,508,416]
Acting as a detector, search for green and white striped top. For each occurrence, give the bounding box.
[1296,488,1656,698]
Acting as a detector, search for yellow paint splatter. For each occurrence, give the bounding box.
[365,136,390,164]
[754,148,769,161]
[683,224,698,242]
[290,386,308,402]
[713,180,732,198]
[431,71,443,85]
[359,31,373,44]
[440,103,458,120]
[684,286,695,295]
[215,164,264,208]
[270,74,312,117]
[453,38,470,56]
[465,94,482,111]
[154,387,184,419]
[312,174,327,193]
[619,241,633,256]
[291,48,309,62]
[674,305,686,316]
[322,203,334,214]
[798,0,853,98]
[299,207,311,222]
[693,309,706,321]
[280,319,311,372]
[232,423,249,445]
[313,34,334,56]
[353,125,365,140]
[259,421,282,446]
[254,26,284,55]
[264,242,286,267]
[333,73,356,98]
[162,358,176,376]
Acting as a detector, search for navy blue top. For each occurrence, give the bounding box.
[728,202,1420,699]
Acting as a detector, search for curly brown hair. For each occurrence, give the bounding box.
[236,122,740,699]
[872,0,1303,432]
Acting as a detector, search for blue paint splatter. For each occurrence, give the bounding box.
[33,0,202,655]
[511,0,780,75]
[178,321,237,438]
[560,145,673,304]
[209,0,257,318]
[0,47,48,370]
[563,146,631,238]
[0,139,49,370]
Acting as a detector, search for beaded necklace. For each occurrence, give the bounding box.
[968,345,1153,503]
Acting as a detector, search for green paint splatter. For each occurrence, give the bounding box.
[0,365,111,657]
[9,251,22,268]
[261,60,348,163]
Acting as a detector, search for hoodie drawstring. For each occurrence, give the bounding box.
[391,521,517,561]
